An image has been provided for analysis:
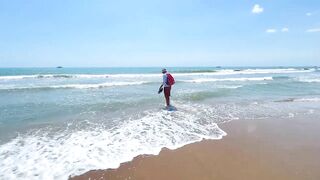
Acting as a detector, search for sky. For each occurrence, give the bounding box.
[0,0,319,67]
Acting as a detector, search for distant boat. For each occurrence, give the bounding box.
[56,66,63,68]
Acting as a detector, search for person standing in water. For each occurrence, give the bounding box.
[158,68,175,108]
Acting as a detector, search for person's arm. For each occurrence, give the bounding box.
[158,84,163,94]
[158,74,167,94]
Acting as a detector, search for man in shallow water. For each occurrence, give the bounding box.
[158,68,173,109]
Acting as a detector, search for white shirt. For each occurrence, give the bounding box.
[162,73,170,87]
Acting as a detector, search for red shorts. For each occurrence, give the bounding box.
[164,86,171,97]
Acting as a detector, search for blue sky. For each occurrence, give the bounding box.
[0,0,319,67]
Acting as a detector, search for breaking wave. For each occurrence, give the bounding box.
[0,81,149,90]
[0,68,315,81]
[181,77,273,83]
[0,102,229,180]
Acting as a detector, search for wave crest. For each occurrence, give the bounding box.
[181,77,273,83]
[0,68,315,80]
[0,81,149,90]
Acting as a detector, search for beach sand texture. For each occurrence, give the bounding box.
[71,117,320,180]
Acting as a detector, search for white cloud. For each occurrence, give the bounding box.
[281,28,289,32]
[306,12,312,16]
[252,4,264,14]
[306,28,320,33]
[266,29,277,33]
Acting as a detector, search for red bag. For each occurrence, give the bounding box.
[167,73,175,86]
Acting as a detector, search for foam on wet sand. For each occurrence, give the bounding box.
[71,117,320,180]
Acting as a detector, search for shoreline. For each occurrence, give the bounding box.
[70,117,320,180]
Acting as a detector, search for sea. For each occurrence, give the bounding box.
[0,67,320,179]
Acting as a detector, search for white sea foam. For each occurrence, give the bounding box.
[293,97,320,102]
[218,85,243,89]
[298,78,320,83]
[0,68,314,81]
[229,68,314,74]
[182,77,273,83]
[0,75,266,90]
[50,81,149,89]
[288,113,295,118]
[80,68,314,77]
[0,81,149,90]
[0,75,36,80]
[0,74,160,80]
[175,68,314,76]
[276,97,320,103]
[0,103,230,180]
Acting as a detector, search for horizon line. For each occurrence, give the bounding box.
[0,65,319,68]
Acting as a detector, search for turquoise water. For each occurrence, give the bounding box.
[1,67,320,179]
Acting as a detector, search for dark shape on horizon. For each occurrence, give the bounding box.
[56,66,63,68]
[216,66,221,68]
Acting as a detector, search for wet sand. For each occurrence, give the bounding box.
[71,117,320,180]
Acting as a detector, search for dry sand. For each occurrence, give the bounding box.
[71,117,320,180]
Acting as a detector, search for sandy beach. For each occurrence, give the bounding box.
[71,117,320,180]
[1,1,320,179]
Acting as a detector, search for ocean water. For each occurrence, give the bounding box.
[1,67,320,179]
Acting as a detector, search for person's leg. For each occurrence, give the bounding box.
[164,87,170,106]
